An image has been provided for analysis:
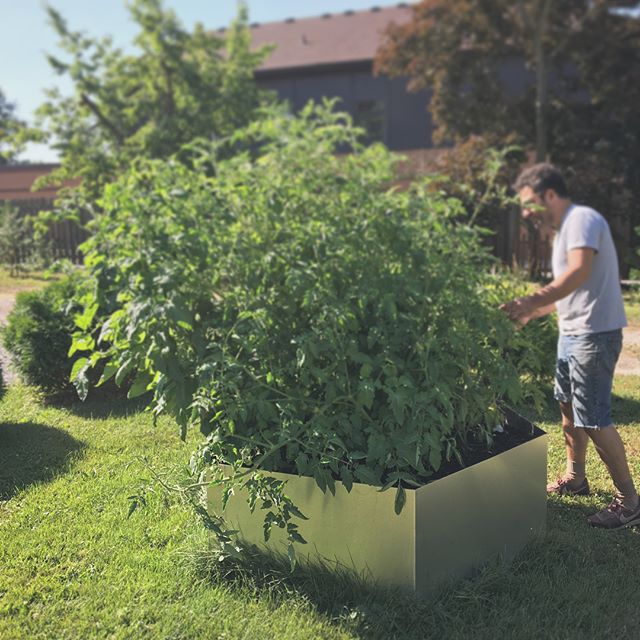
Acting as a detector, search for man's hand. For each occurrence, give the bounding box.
[500,296,537,327]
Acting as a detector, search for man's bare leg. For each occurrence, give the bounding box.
[547,401,590,493]
[587,426,639,509]
[560,401,589,484]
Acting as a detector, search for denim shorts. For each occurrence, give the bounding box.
[554,329,622,429]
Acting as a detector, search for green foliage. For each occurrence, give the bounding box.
[2,270,117,398]
[31,0,274,201]
[1,381,640,640]
[69,103,556,558]
[0,203,34,276]
[3,275,81,394]
[483,274,558,410]
[0,203,57,275]
[0,88,25,164]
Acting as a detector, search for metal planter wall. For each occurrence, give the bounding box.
[208,411,547,596]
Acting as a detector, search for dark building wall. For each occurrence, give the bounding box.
[387,76,433,150]
[256,65,433,150]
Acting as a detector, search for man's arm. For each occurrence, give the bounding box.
[528,302,556,320]
[501,247,595,325]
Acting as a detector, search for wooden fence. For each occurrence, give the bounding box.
[8,198,89,265]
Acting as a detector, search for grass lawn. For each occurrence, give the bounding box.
[1,378,640,640]
[624,289,640,326]
[0,268,60,295]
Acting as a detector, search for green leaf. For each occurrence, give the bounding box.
[288,504,309,521]
[69,357,89,383]
[115,358,134,386]
[289,530,307,544]
[127,500,138,519]
[359,362,372,378]
[356,383,374,410]
[74,302,99,331]
[70,357,90,401]
[97,361,118,387]
[287,543,297,570]
[313,467,327,493]
[127,372,153,399]
[429,447,442,473]
[339,466,353,492]
[68,334,96,357]
[394,485,406,515]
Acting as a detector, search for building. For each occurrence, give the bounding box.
[0,164,85,263]
[245,4,433,152]
[217,3,450,178]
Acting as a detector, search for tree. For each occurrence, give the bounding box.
[375,0,640,273]
[34,0,274,198]
[0,89,25,165]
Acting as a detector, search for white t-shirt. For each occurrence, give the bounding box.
[552,204,627,335]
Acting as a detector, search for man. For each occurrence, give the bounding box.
[502,163,639,529]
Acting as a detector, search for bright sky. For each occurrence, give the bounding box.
[1,1,408,162]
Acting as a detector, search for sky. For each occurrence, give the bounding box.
[1,0,409,162]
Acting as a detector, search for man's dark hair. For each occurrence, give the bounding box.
[513,163,569,198]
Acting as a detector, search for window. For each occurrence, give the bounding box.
[353,100,385,144]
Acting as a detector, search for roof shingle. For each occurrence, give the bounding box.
[0,164,77,201]
[244,4,413,73]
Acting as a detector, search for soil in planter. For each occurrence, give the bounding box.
[425,410,540,485]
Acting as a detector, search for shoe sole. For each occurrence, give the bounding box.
[619,515,640,529]
[588,514,640,530]
[547,486,590,497]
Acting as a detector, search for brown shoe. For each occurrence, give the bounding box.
[587,497,640,529]
[547,476,590,496]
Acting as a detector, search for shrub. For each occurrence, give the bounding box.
[3,276,79,394]
[2,271,116,398]
[70,103,555,557]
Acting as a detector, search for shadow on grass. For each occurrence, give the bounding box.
[0,421,85,500]
[189,495,640,640]
[47,390,151,421]
[190,545,440,639]
[612,392,640,427]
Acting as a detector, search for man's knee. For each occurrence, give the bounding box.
[559,401,574,429]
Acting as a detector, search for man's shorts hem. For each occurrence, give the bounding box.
[572,422,614,430]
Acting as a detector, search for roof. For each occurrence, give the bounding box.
[0,164,76,201]
[220,4,414,73]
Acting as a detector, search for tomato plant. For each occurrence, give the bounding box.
[70,102,553,562]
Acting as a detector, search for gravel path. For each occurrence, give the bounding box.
[0,293,18,385]
[618,327,640,376]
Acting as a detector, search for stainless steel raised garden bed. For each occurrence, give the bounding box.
[207,408,547,596]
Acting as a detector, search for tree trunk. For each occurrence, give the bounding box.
[534,0,551,162]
